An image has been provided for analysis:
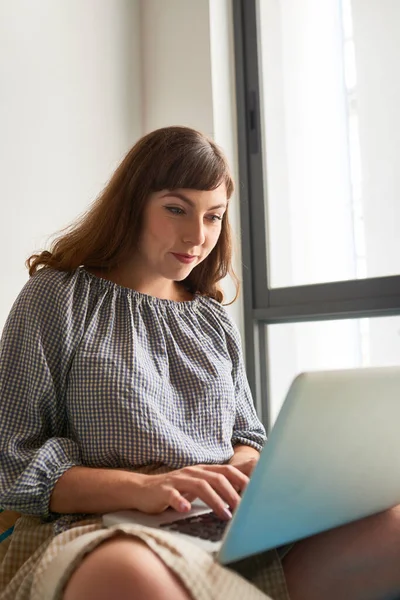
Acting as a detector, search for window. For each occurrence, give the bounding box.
[233,0,400,431]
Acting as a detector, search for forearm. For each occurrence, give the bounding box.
[49,466,145,514]
[229,444,260,461]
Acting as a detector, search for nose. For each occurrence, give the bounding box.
[182,218,206,246]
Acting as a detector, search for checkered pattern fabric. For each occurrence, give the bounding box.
[0,511,290,600]
[29,520,290,600]
[0,267,266,525]
[0,268,285,599]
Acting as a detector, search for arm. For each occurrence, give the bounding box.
[0,272,84,516]
[49,463,249,519]
[229,333,266,450]
[228,445,260,476]
[223,311,267,474]
[49,467,145,514]
[230,444,260,461]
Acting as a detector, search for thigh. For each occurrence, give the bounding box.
[63,536,191,600]
[282,507,400,600]
[31,524,278,600]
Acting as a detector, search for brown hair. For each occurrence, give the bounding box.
[27,126,239,303]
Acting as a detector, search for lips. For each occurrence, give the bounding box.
[171,253,197,265]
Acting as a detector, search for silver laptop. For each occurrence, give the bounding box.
[103,366,400,565]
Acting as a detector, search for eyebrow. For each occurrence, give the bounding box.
[160,192,227,211]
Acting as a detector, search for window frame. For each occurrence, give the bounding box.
[232,0,400,430]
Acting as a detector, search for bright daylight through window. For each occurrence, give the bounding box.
[234,0,400,426]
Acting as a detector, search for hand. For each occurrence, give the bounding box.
[228,453,260,477]
[132,464,249,520]
[228,456,258,477]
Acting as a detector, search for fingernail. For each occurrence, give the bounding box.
[179,501,190,512]
[223,507,232,520]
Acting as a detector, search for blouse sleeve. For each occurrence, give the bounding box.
[0,272,83,517]
[221,310,267,452]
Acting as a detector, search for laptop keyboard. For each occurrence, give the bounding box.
[160,512,229,542]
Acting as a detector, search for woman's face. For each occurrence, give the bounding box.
[136,184,228,282]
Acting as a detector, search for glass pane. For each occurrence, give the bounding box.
[267,315,400,426]
[258,0,400,287]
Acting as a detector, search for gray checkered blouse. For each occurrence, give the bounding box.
[0,267,266,520]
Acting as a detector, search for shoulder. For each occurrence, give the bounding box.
[197,295,242,351]
[20,267,73,298]
[2,268,94,351]
[15,268,74,308]
[8,268,89,324]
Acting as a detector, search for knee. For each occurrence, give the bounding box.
[63,537,155,600]
[381,504,400,525]
[283,507,400,600]
[351,504,400,542]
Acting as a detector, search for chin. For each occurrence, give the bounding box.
[168,265,195,282]
[161,261,197,282]
[173,272,191,282]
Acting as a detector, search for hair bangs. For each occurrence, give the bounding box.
[151,143,234,198]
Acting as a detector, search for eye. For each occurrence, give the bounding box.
[165,206,185,216]
[207,214,223,223]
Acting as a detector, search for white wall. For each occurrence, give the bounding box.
[141,0,214,136]
[0,0,142,330]
[141,0,243,330]
[1,0,243,335]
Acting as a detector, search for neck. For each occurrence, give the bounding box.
[92,261,192,302]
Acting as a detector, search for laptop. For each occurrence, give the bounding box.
[103,366,400,565]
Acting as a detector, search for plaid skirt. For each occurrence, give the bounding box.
[0,514,290,600]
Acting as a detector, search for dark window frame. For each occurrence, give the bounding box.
[232,0,400,430]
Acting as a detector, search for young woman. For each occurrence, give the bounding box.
[1,126,400,600]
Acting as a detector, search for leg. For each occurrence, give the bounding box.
[63,536,192,600]
[283,505,400,600]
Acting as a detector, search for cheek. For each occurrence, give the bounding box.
[206,227,222,249]
[147,216,175,242]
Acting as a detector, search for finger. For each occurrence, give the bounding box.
[180,465,247,510]
[188,479,234,520]
[169,477,233,520]
[197,471,241,511]
[182,492,198,502]
[165,487,192,513]
[198,464,250,492]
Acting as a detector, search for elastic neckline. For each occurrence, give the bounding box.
[80,266,201,308]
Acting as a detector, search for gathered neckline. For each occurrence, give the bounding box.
[80,266,201,308]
